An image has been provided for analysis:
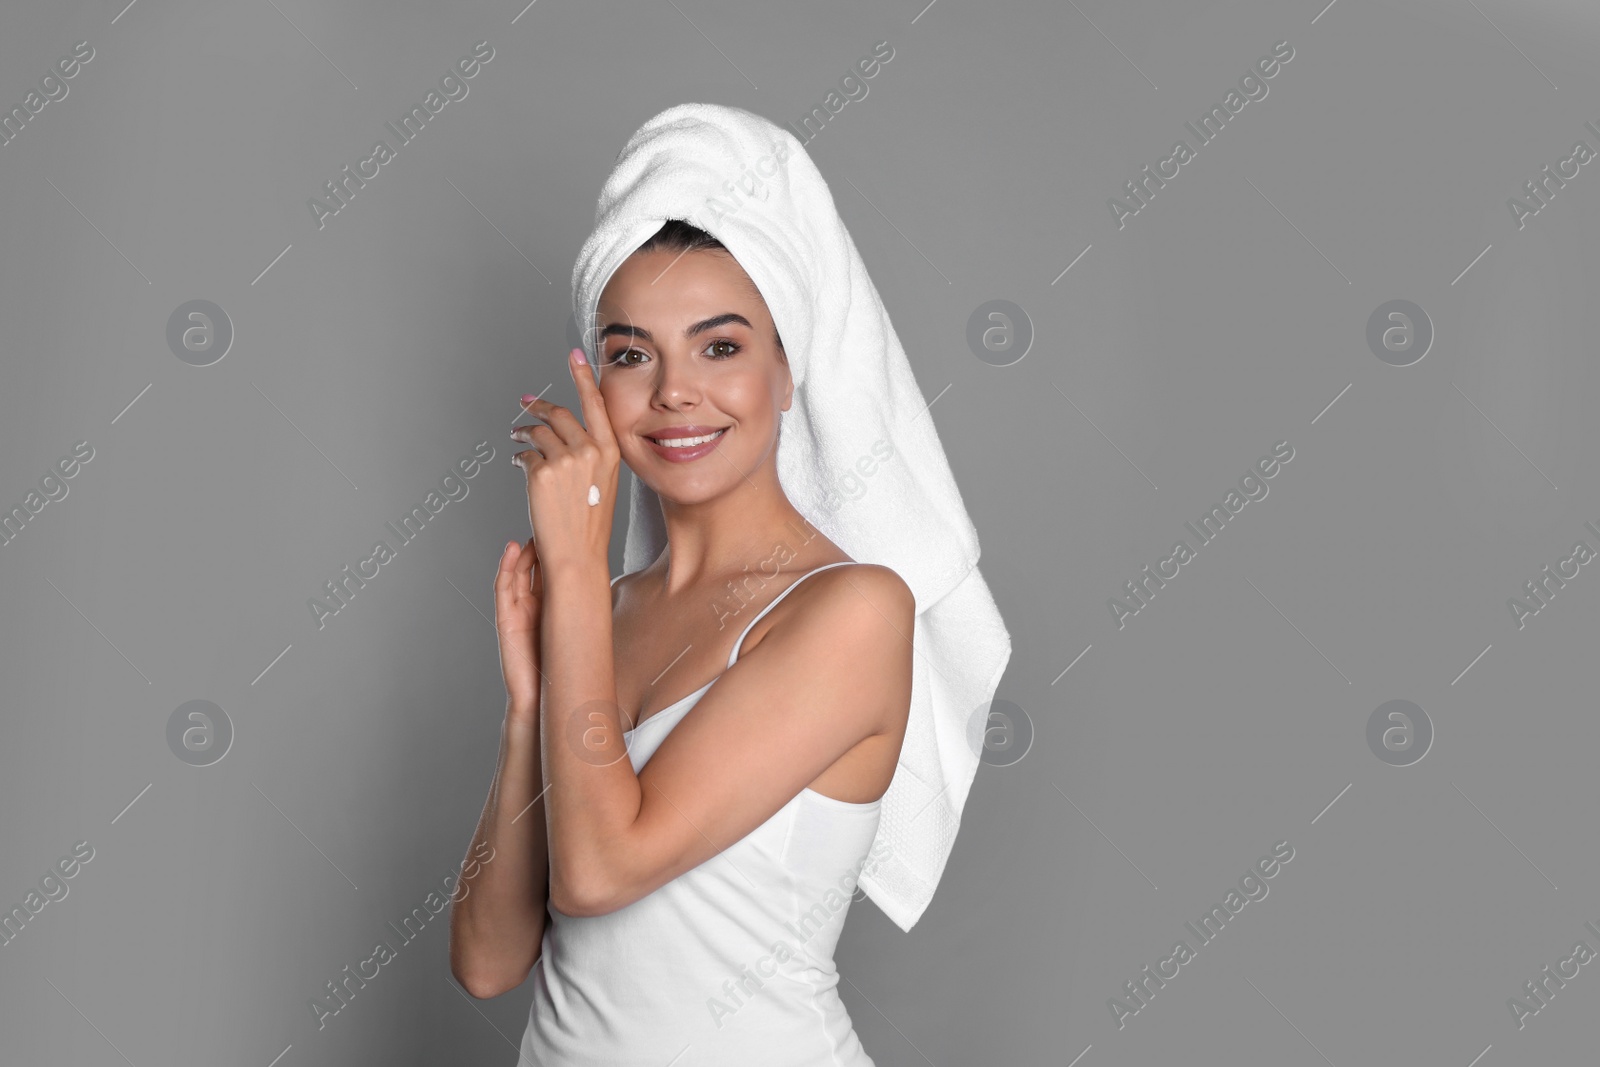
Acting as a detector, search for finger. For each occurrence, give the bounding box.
[566,347,619,451]
[509,422,561,452]
[519,393,585,447]
[494,540,518,595]
[511,447,545,471]
[512,532,537,590]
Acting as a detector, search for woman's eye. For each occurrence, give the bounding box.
[607,341,738,365]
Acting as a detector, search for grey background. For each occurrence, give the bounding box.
[1,0,1595,1064]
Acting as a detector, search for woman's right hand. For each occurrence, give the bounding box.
[494,537,543,724]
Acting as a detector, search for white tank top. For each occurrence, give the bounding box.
[518,561,884,1067]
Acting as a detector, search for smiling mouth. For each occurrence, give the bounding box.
[645,427,729,447]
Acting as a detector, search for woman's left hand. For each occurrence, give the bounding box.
[512,347,621,571]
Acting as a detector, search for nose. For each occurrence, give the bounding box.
[651,347,702,411]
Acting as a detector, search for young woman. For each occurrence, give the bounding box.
[448,217,915,1065]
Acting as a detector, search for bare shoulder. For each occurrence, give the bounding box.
[816,562,915,623]
[754,562,915,731]
[752,561,916,654]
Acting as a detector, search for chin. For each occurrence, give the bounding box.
[631,461,736,505]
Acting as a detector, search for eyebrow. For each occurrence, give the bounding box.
[598,312,753,344]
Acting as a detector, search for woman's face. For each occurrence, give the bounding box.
[593,247,791,504]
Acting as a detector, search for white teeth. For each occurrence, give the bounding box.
[652,428,726,448]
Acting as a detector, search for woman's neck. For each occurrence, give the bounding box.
[651,496,829,596]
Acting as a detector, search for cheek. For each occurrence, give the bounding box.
[598,382,639,422]
[720,372,781,421]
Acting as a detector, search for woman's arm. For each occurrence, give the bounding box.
[449,711,550,998]
[449,539,551,999]
[537,554,629,916]
[540,560,913,918]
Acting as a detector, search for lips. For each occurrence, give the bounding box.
[642,425,730,463]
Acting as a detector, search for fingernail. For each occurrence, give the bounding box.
[571,347,586,365]
[520,394,534,403]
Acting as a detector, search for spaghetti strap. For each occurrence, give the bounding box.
[726,561,862,668]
